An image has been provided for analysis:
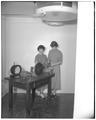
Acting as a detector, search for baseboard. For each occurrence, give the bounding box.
[13,88,74,94]
[2,87,74,97]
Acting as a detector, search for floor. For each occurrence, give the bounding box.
[2,93,74,118]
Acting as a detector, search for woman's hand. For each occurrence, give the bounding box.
[47,62,51,67]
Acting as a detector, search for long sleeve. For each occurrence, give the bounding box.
[48,51,52,67]
[48,49,63,66]
[48,52,51,63]
[57,51,63,64]
[44,55,48,68]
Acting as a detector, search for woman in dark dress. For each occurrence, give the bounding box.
[35,45,48,98]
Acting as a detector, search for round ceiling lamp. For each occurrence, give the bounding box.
[35,2,77,26]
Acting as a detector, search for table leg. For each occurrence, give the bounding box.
[32,88,36,105]
[26,87,31,117]
[48,78,51,99]
[9,78,13,111]
[26,88,36,117]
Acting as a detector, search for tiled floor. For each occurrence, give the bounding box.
[2,93,74,118]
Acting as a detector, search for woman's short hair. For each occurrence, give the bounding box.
[37,45,45,51]
[50,41,58,48]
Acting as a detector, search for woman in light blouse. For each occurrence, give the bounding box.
[48,41,63,96]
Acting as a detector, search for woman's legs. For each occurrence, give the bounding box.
[36,86,47,98]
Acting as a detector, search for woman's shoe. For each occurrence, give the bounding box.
[52,90,56,95]
[40,93,45,99]
[50,90,56,98]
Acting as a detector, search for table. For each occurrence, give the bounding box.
[5,72,55,117]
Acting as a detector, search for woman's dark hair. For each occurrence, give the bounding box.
[37,45,45,51]
[35,62,44,75]
[50,41,58,48]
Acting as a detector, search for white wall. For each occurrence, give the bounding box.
[2,16,77,95]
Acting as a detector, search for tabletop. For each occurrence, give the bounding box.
[5,72,55,84]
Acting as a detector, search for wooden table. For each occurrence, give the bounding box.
[5,72,55,117]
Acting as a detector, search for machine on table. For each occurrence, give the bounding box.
[5,64,55,117]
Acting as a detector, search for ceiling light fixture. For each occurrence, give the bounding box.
[35,1,77,26]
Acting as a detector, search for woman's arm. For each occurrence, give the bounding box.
[51,61,62,67]
[48,52,51,67]
[51,52,63,67]
[35,55,39,65]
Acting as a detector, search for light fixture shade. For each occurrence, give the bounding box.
[42,20,65,26]
[36,1,77,26]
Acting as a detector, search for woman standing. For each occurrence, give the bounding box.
[35,45,48,98]
[48,41,63,96]
[35,45,48,69]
